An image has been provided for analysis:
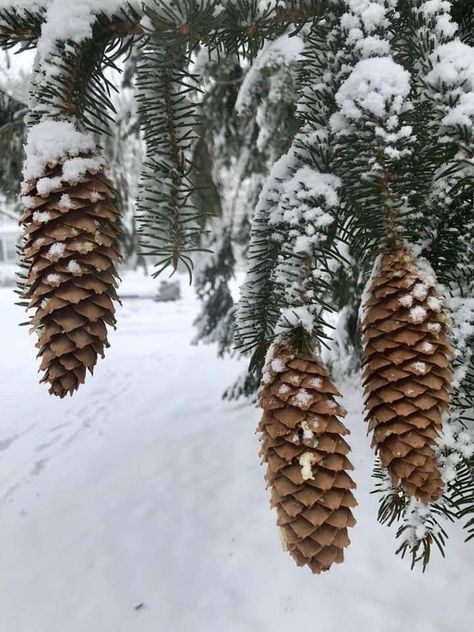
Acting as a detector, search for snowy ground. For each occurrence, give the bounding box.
[0,271,472,632]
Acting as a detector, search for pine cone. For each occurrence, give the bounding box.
[258,343,357,574]
[20,154,121,398]
[362,247,453,503]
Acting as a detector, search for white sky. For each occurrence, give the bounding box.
[0,46,35,82]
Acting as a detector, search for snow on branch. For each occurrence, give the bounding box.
[235,33,304,113]
[418,0,457,40]
[235,151,296,359]
[0,0,47,11]
[37,1,141,59]
[425,40,474,131]
[332,57,410,128]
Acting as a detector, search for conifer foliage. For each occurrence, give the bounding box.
[1,0,474,571]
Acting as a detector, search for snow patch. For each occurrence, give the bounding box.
[36,1,145,59]
[413,283,429,301]
[32,211,50,224]
[276,306,314,335]
[332,57,411,127]
[299,452,316,481]
[399,294,414,308]
[67,259,82,274]
[292,388,312,407]
[47,242,66,259]
[410,361,428,375]
[62,157,105,183]
[409,306,427,324]
[59,194,74,209]
[270,358,286,373]
[23,121,97,180]
[45,273,62,286]
[36,176,62,196]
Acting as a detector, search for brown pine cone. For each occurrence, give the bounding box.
[258,343,357,574]
[362,247,453,503]
[20,153,121,398]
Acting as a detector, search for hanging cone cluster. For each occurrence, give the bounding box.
[362,247,453,503]
[258,343,357,574]
[20,152,121,398]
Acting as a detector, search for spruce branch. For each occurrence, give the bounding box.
[235,151,294,372]
[136,21,204,277]
[372,460,460,572]
[236,9,345,372]
[0,6,44,50]
[28,10,142,133]
[144,0,325,59]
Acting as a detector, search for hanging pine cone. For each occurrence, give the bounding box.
[258,342,357,574]
[20,151,121,398]
[362,247,453,503]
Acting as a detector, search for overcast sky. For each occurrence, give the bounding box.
[1,47,35,82]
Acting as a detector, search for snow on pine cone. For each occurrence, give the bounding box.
[258,343,357,574]
[20,152,121,398]
[362,247,453,503]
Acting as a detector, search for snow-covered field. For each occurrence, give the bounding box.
[0,272,472,632]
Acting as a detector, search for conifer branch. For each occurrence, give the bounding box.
[135,25,202,276]
[0,7,44,49]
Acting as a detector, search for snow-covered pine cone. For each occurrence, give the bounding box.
[20,152,121,398]
[258,343,357,574]
[362,247,453,503]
